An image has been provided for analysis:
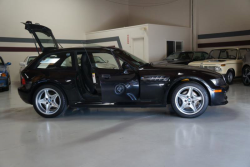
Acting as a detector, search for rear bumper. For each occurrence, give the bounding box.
[0,78,8,88]
[18,86,32,104]
[210,84,229,106]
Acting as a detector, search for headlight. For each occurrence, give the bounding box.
[211,78,225,86]
[214,66,221,72]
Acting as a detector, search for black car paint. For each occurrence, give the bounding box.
[18,47,228,108]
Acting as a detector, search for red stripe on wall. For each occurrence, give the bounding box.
[0,47,41,52]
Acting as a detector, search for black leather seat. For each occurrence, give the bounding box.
[81,53,96,94]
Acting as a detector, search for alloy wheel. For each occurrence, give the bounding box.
[35,88,61,115]
[243,67,250,84]
[175,86,204,115]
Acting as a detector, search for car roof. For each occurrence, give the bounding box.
[43,46,118,53]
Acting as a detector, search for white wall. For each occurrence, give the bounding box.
[148,24,191,62]
[0,0,129,81]
[86,24,150,61]
[128,0,190,28]
[86,24,191,63]
[194,0,250,53]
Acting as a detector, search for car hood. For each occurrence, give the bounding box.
[0,65,6,72]
[189,59,236,65]
[141,64,221,78]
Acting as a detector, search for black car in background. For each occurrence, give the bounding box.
[18,21,229,118]
[154,51,209,65]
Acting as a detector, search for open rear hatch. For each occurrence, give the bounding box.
[23,21,59,52]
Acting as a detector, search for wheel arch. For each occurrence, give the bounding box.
[165,77,212,105]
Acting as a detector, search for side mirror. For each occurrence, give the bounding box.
[122,62,133,74]
[6,62,11,66]
[19,62,26,66]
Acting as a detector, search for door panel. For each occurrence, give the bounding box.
[95,68,139,103]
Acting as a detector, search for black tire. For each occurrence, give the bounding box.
[32,85,68,118]
[171,82,209,118]
[225,70,234,85]
[242,66,250,86]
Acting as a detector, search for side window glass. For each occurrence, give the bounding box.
[203,53,209,59]
[91,52,119,69]
[37,52,73,69]
[188,53,194,59]
[193,53,202,61]
[239,49,248,60]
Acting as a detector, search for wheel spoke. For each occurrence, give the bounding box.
[44,89,49,99]
[38,98,47,105]
[45,103,51,114]
[52,101,59,108]
[193,96,202,102]
[190,103,197,112]
[187,87,193,97]
[50,94,58,101]
[180,102,187,110]
[178,94,187,102]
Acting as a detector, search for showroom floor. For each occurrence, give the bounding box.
[0,80,250,167]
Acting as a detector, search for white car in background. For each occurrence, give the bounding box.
[189,48,250,84]
[19,56,37,79]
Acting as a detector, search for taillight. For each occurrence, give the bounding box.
[21,76,26,85]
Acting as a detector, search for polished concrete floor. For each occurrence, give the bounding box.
[0,80,250,167]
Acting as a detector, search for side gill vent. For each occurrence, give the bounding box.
[141,76,169,82]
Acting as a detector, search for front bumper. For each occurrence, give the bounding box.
[210,84,229,106]
[0,77,8,88]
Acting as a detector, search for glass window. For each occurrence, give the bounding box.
[37,52,73,69]
[179,53,190,60]
[113,49,147,67]
[192,52,202,61]
[89,52,119,69]
[27,57,36,65]
[219,49,237,59]
[35,32,56,48]
[176,41,183,52]
[0,58,3,65]
[239,49,250,59]
[166,52,180,60]
[210,50,220,59]
[203,53,209,59]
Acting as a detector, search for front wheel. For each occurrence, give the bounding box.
[171,82,209,118]
[33,85,68,118]
[242,66,250,86]
[225,70,234,85]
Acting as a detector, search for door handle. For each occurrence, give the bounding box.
[102,74,111,79]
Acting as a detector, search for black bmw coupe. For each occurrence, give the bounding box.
[18,21,229,118]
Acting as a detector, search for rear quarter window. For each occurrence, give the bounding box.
[37,52,74,69]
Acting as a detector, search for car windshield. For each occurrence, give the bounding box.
[93,56,106,63]
[166,52,180,60]
[210,49,237,59]
[114,49,147,67]
[0,58,3,65]
[166,52,192,60]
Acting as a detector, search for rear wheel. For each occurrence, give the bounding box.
[171,82,209,118]
[225,70,234,85]
[33,85,68,118]
[242,66,250,86]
